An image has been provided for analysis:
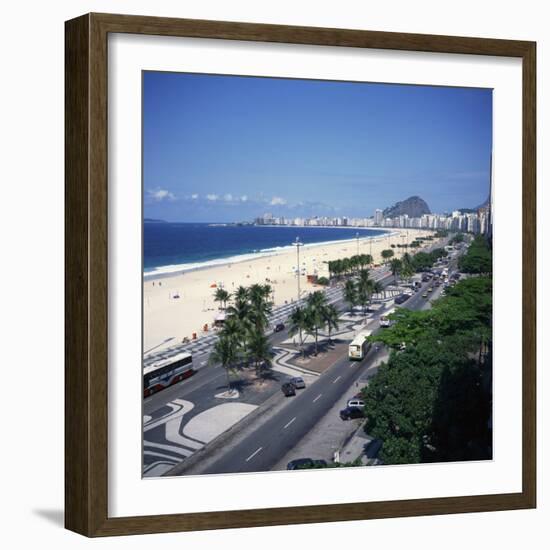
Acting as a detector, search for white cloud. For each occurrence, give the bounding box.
[206,194,219,201]
[270,196,287,206]
[147,188,176,201]
[240,195,248,202]
[191,193,199,200]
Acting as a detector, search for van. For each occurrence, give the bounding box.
[347,398,365,409]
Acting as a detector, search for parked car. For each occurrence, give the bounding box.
[281,382,296,397]
[347,398,365,409]
[427,287,433,292]
[339,406,364,420]
[422,291,428,298]
[290,376,306,389]
[287,458,328,470]
[274,322,285,332]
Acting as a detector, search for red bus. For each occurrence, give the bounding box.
[143,352,194,397]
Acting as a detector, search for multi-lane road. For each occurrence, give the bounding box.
[188,266,452,475]
[143,236,457,476]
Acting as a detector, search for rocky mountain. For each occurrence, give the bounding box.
[475,194,491,210]
[382,196,431,219]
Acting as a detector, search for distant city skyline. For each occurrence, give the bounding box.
[143,72,493,223]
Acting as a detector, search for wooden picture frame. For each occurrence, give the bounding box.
[65,12,536,537]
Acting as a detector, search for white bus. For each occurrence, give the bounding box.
[380,308,396,328]
[143,352,194,397]
[349,329,372,361]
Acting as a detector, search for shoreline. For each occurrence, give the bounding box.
[143,227,397,280]
[143,227,436,351]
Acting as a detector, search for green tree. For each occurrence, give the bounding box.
[390,258,402,280]
[381,249,394,263]
[304,291,329,355]
[209,333,240,392]
[323,303,340,345]
[246,330,272,379]
[356,270,374,313]
[343,279,357,312]
[364,274,493,465]
[459,235,492,275]
[248,283,272,331]
[288,306,308,353]
[213,287,230,310]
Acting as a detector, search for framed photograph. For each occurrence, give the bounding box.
[65,13,536,537]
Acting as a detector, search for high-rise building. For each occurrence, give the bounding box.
[374,209,383,225]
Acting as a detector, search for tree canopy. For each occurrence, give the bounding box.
[363,269,493,464]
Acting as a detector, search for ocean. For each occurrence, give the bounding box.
[143,222,389,277]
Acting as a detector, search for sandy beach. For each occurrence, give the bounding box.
[143,228,435,353]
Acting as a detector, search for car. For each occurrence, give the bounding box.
[422,292,428,298]
[347,398,365,409]
[274,322,285,332]
[287,458,328,470]
[281,382,296,397]
[394,294,410,305]
[290,376,306,389]
[427,287,433,292]
[339,406,364,420]
[435,281,441,287]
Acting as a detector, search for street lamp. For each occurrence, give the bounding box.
[292,237,303,304]
[355,232,359,256]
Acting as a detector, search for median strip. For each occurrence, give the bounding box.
[245,446,263,462]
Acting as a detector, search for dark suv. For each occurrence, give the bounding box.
[339,406,364,420]
[281,382,296,397]
[394,294,410,305]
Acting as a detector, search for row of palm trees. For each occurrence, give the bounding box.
[342,269,384,313]
[287,291,340,356]
[328,254,373,280]
[209,283,274,391]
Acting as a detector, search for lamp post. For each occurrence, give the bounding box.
[355,232,359,257]
[293,237,303,304]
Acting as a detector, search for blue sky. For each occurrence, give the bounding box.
[143,72,492,222]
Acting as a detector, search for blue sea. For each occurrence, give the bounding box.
[143,222,389,278]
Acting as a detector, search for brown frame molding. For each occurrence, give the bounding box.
[65,12,536,537]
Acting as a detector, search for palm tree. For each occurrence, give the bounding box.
[226,285,251,326]
[213,287,230,310]
[288,306,308,353]
[370,279,383,302]
[209,334,239,392]
[343,279,357,312]
[305,291,328,355]
[356,270,374,313]
[246,330,272,379]
[248,283,272,331]
[390,258,402,281]
[323,303,340,345]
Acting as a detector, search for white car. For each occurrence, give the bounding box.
[290,376,306,389]
[347,398,365,409]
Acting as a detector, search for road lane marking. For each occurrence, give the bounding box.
[313,394,322,403]
[283,417,296,429]
[245,447,263,462]
[333,375,342,384]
